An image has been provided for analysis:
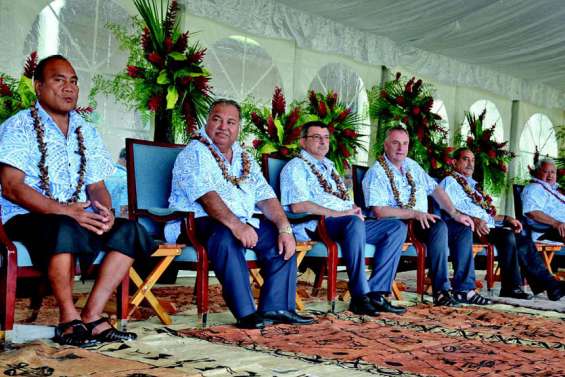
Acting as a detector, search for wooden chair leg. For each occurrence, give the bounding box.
[196,261,209,328]
[1,252,17,338]
[416,245,426,301]
[116,273,129,325]
[486,245,495,291]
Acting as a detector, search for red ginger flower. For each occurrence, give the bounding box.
[147,95,161,111]
[318,101,327,118]
[380,89,388,98]
[412,106,420,116]
[251,111,264,127]
[141,28,152,53]
[339,143,351,158]
[188,49,206,65]
[174,32,188,52]
[0,78,12,96]
[279,147,289,156]
[336,108,351,123]
[286,107,300,129]
[342,129,357,138]
[23,51,38,79]
[271,86,286,118]
[252,139,263,149]
[267,115,277,139]
[164,37,174,53]
[284,126,302,144]
[422,98,434,113]
[194,76,210,92]
[308,90,318,109]
[326,91,337,112]
[147,52,164,67]
[127,65,145,78]
[163,0,179,38]
[487,150,496,159]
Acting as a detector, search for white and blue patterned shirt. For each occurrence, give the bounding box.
[362,155,437,213]
[280,149,354,241]
[440,173,496,228]
[0,103,114,223]
[522,178,565,239]
[164,128,276,243]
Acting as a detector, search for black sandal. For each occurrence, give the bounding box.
[53,319,98,348]
[85,317,137,342]
[453,291,492,306]
[433,291,461,307]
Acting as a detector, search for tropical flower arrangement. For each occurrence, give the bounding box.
[0,51,93,125]
[368,72,451,178]
[90,0,212,143]
[243,88,365,174]
[457,109,515,195]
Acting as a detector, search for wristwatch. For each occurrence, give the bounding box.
[279,225,293,235]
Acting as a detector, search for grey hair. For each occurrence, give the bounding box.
[535,158,556,172]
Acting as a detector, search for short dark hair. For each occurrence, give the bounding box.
[385,125,409,139]
[208,98,241,120]
[300,120,328,138]
[453,147,472,160]
[119,147,127,161]
[33,54,69,83]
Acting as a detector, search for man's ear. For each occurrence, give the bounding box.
[34,80,42,97]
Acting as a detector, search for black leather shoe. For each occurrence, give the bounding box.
[499,288,533,300]
[349,295,380,316]
[369,293,407,314]
[260,310,315,325]
[236,312,271,329]
[547,285,564,301]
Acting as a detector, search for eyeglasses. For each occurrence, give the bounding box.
[304,134,330,142]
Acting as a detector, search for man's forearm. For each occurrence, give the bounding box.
[256,198,290,230]
[290,201,340,217]
[431,187,457,216]
[197,191,242,231]
[371,206,414,219]
[86,182,112,209]
[526,210,562,228]
[2,180,66,215]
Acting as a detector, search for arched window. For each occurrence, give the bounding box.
[518,113,558,179]
[309,63,370,164]
[461,100,504,142]
[206,36,283,106]
[25,0,139,157]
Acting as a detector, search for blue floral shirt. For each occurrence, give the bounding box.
[440,173,496,228]
[280,149,354,241]
[362,155,437,213]
[522,178,565,239]
[164,129,275,243]
[105,164,128,211]
[0,103,114,223]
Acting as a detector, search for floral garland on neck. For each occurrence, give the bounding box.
[298,155,349,201]
[377,155,416,209]
[451,173,496,216]
[31,104,86,203]
[193,135,251,187]
[530,179,565,204]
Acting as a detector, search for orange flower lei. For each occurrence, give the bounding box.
[31,104,86,203]
[451,173,496,216]
[377,155,416,209]
[298,155,349,201]
[193,135,251,187]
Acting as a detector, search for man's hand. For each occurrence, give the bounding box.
[278,233,296,260]
[453,213,475,231]
[232,222,259,248]
[554,221,565,239]
[505,216,523,233]
[92,200,115,233]
[63,201,109,235]
[329,207,364,221]
[412,210,439,229]
[473,218,490,237]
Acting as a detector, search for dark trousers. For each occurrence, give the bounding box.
[195,217,297,319]
[514,231,560,293]
[483,227,523,291]
[414,218,475,293]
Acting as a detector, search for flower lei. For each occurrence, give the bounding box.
[193,135,251,187]
[451,173,496,216]
[530,180,565,205]
[298,155,349,201]
[377,155,416,209]
[31,104,87,203]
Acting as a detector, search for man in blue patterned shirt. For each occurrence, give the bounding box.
[280,121,407,316]
[441,148,563,301]
[363,126,491,306]
[166,99,313,329]
[0,56,155,346]
[522,159,565,243]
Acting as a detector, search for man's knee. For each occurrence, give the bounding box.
[50,214,83,234]
[390,220,408,237]
[344,215,364,233]
[208,225,241,256]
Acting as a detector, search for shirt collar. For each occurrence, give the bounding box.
[300,149,334,171]
[454,171,477,187]
[35,102,81,135]
[383,153,408,175]
[532,177,559,191]
[199,128,242,163]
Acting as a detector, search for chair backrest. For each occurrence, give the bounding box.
[261,154,290,198]
[351,164,368,210]
[512,184,526,224]
[126,138,185,237]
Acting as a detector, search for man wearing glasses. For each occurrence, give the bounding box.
[280,121,408,315]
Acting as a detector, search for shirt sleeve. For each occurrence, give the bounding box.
[82,123,115,185]
[0,112,33,173]
[251,158,276,202]
[440,176,466,212]
[521,183,547,214]
[414,163,438,195]
[171,142,217,204]
[362,165,391,208]
[280,159,312,206]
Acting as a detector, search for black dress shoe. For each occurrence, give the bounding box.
[236,312,271,329]
[349,295,380,316]
[547,285,564,301]
[260,310,315,325]
[499,288,533,300]
[369,293,407,314]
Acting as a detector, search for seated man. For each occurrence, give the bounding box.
[280,121,407,316]
[363,126,491,306]
[522,158,565,243]
[0,55,155,346]
[164,99,313,329]
[441,148,563,300]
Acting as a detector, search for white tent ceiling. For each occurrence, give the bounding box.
[277,0,565,93]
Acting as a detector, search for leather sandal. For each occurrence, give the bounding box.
[84,317,137,342]
[53,319,99,348]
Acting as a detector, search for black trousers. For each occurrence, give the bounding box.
[5,213,156,273]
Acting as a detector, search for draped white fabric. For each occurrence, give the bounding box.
[186,0,565,108]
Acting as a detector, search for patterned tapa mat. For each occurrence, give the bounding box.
[181,305,565,376]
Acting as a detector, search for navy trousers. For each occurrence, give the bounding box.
[482,227,522,291]
[195,217,297,319]
[414,218,475,293]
